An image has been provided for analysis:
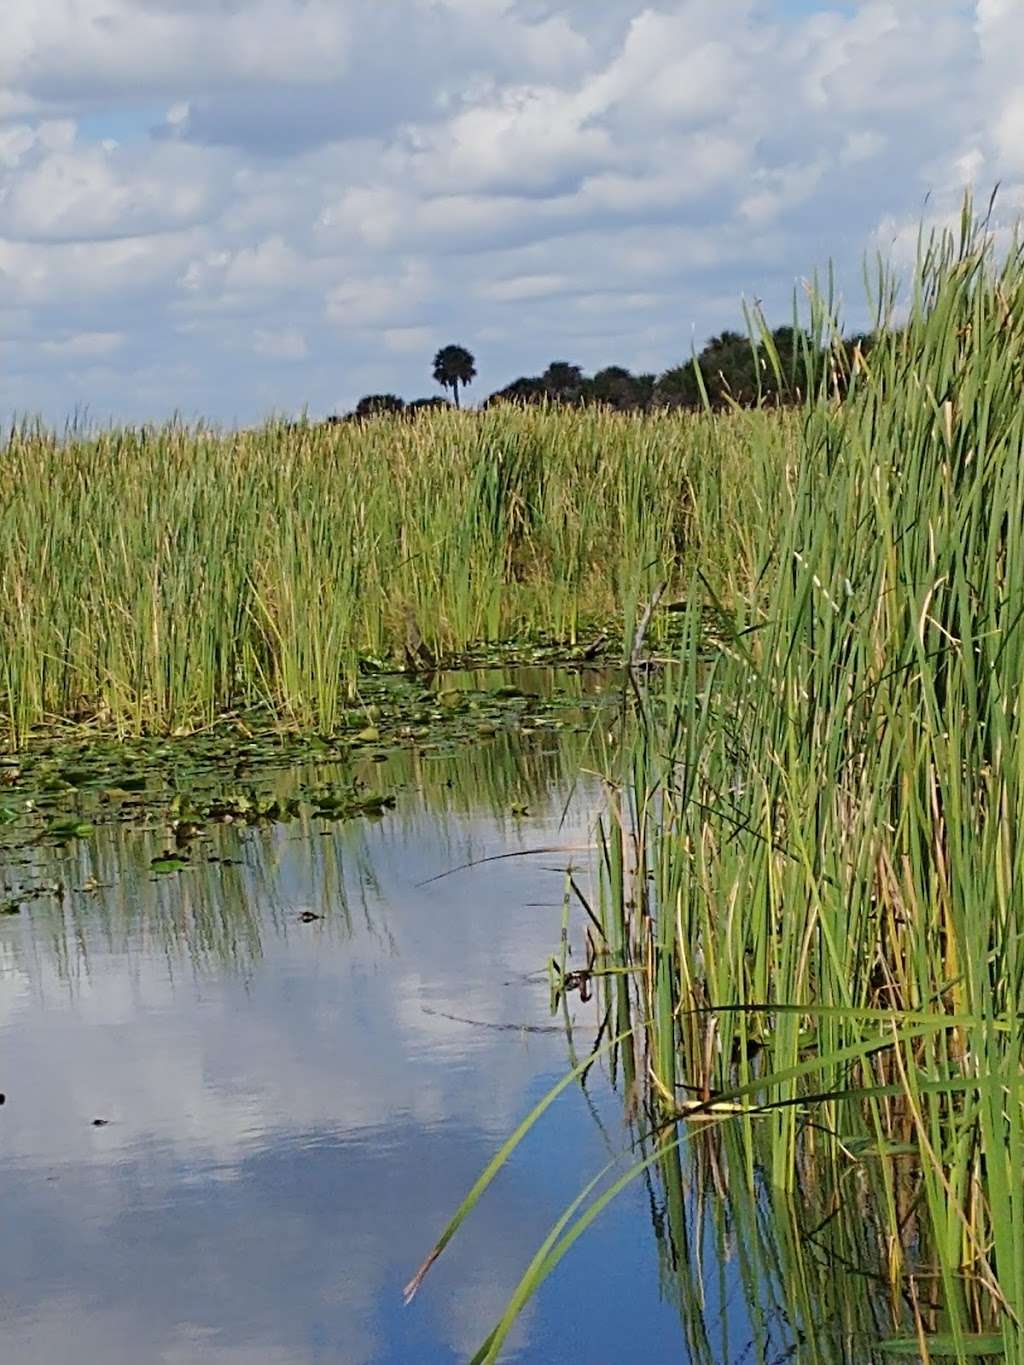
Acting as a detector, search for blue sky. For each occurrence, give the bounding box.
[0,0,1019,425]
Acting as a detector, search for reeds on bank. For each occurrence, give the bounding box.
[413,207,1024,1363]
[0,401,782,744]
[600,209,1024,1361]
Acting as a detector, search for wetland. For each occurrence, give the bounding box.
[5,218,1024,1363]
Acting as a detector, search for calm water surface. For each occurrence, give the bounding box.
[0,685,806,1364]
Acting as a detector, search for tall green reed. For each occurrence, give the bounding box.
[411,205,1024,1363]
[0,405,745,744]
[610,207,1024,1359]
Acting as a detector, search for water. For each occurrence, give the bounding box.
[0,680,888,1363]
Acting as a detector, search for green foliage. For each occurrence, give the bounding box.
[599,211,1024,1359]
[1,403,763,744]
[418,203,1024,1362]
[353,393,405,419]
[483,327,860,411]
[540,361,586,403]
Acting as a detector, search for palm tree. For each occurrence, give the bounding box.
[432,345,476,408]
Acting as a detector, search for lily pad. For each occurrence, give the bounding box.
[150,854,190,874]
[109,774,148,794]
[45,817,95,843]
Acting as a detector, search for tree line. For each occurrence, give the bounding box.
[342,330,879,421]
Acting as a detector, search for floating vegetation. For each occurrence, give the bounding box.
[0,685,616,990]
[0,665,621,863]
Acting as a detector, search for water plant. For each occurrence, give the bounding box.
[0,403,759,745]
[412,203,1024,1363]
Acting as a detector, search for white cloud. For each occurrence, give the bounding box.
[738,160,827,227]
[0,0,1016,424]
[2,137,220,242]
[580,8,749,125]
[382,325,434,354]
[38,330,125,358]
[325,261,434,329]
[1,1,353,99]
[0,230,204,304]
[840,131,887,166]
[478,272,570,302]
[407,85,615,196]
[251,327,307,361]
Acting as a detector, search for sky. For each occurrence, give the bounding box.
[0,0,1021,425]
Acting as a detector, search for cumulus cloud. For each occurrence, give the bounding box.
[1,1,354,101]
[2,132,223,242]
[251,326,308,361]
[38,329,125,358]
[0,0,1014,423]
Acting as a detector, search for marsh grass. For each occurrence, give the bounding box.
[0,403,777,745]
[412,207,1024,1363]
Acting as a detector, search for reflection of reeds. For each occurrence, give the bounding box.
[422,206,1024,1363]
[9,713,612,981]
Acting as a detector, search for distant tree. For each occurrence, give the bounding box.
[484,376,548,406]
[697,332,760,407]
[432,344,476,408]
[541,361,585,404]
[456,321,878,416]
[653,362,700,410]
[757,326,803,401]
[354,393,405,419]
[406,396,451,416]
[589,365,653,411]
[634,373,657,408]
[705,330,746,351]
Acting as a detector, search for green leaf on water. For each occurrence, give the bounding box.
[355,725,380,743]
[59,767,96,788]
[150,854,190,874]
[109,774,148,793]
[878,1334,1005,1357]
[0,806,20,826]
[45,817,94,842]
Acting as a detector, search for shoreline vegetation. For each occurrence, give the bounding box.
[7,197,1024,1360]
[409,210,1024,1363]
[332,313,875,420]
[2,396,805,747]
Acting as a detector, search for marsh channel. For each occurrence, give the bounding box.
[2,664,907,1364]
